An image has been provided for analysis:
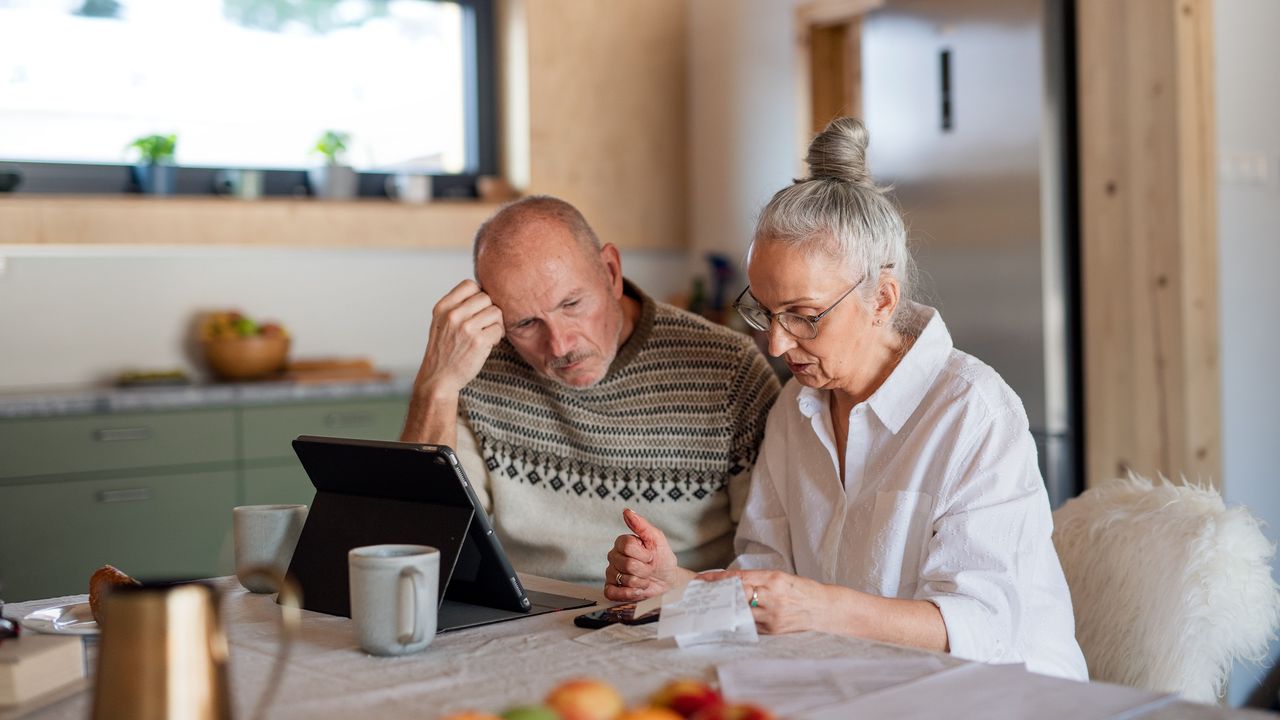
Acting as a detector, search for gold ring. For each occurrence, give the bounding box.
[750,588,760,608]
[615,571,625,587]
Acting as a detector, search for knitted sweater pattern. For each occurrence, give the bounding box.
[457,285,779,580]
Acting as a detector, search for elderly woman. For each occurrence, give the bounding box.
[605,118,1087,680]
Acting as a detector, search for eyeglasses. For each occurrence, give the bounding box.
[733,279,863,340]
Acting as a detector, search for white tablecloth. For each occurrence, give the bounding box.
[3,576,1269,719]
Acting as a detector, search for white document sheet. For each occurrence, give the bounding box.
[633,575,690,620]
[656,578,758,648]
[717,655,953,717]
[800,662,1177,720]
[572,622,659,647]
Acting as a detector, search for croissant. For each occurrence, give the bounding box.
[88,565,139,625]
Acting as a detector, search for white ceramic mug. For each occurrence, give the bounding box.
[233,504,307,593]
[348,544,438,656]
[385,173,432,203]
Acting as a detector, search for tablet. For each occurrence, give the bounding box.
[287,435,594,631]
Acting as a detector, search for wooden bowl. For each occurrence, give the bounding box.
[203,335,290,380]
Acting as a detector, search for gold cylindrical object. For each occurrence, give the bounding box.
[92,582,230,720]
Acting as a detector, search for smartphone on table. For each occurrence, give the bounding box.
[573,602,659,629]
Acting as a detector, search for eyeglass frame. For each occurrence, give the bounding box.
[732,279,865,340]
[732,263,895,340]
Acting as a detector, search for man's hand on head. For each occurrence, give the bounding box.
[402,280,504,446]
[415,280,505,398]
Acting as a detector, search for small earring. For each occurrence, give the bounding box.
[874,318,884,327]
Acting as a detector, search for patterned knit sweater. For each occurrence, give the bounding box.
[455,281,780,585]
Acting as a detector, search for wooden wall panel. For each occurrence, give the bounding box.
[1077,0,1220,488]
[522,0,687,250]
[0,197,498,247]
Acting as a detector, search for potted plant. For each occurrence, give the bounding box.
[308,130,357,199]
[128,133,177,195]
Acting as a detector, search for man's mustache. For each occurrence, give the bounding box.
[550,350,595,369]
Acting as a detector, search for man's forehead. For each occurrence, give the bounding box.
[488,279,582,321]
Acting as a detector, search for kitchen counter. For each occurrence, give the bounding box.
[0,374,415,419]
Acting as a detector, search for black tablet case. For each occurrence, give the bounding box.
[285,436,593,629]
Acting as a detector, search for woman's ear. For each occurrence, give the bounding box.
[875,276,901,324]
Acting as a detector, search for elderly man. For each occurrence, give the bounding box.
[401,195,779,585]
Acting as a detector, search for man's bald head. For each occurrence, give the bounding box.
[469,196,633,388]
[472,195,602,273]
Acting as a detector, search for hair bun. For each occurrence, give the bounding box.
[806,117,871,184]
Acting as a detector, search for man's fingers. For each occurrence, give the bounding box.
[444,292,496,329]
[622,508,664,550]
[617,556,656,579]
[434,280,484,316]
[462,305,504,338]
[616,535,653,562]
[604,585,645,602]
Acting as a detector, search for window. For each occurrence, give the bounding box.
[0,0,495,196]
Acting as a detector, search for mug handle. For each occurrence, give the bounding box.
[239,566,302,720]
[397,566,428,645]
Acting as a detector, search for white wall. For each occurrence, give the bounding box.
[1215,0,1280,706]
[686,0,799,285]
[0,246,687,389]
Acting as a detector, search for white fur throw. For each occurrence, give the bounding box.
[1052,473,1280,703]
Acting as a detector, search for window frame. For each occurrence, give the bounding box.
[0,0,497,200]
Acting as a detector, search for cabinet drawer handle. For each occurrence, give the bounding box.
[93,426,152,442]
[97,488,152,504]
[323,411,374,428]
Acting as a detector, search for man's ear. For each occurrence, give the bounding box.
[599,243,624,298]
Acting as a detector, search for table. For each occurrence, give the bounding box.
[3,576,1268,719]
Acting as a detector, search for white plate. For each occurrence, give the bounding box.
[21,602,99,635]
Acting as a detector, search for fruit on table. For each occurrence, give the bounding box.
[500,706,561,720]
[545,678,626,720]
[689,704,775,720]
[618,709,684,720]
[440,713,504,720]
[649,679,722,718]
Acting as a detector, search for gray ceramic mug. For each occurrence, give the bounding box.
[348,544,438,656]
[233,504,307,593]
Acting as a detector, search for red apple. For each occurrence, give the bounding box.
[649,679,722,718]
[545,678,625,720]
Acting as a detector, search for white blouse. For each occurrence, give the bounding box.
[731,304,1088,680]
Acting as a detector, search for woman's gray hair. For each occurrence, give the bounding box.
[751,117,917,332]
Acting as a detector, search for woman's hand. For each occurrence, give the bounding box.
[603,509,689,602]
[697,569,832,634]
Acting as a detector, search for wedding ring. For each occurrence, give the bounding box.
[750,588,760,608]
[615,571,625,587]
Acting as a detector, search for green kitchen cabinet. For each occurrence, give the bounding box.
[239,399,408,461]
[0,469,238,601]
[238,398,408,505]
[0,409,235,480]
[242,465,315,507]
[0,394,409,602]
